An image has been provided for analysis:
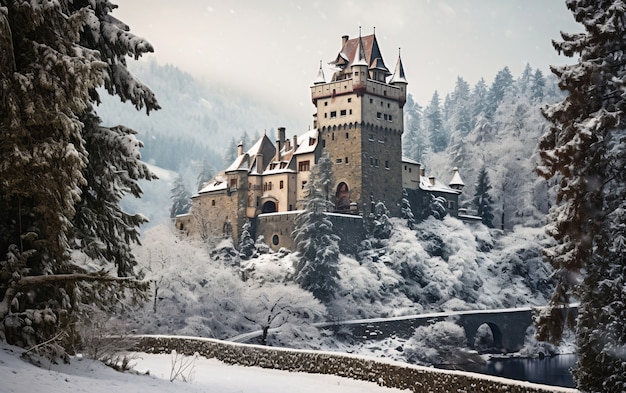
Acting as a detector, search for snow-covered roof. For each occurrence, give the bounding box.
[197,174,228,194]
[294,129,319,155]
[225,154,249,172]
[390,51,407,84]
[402,157,420,165]
[419,175,460,195]
[314,60,326,84]
[449,167,465,188]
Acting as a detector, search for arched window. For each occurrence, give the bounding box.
[262,201,277,213]
[335,182,351,210]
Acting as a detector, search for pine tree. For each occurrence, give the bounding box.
[531,69,546,102]
[402,94,427,162]
[292,152,340,303]
[426,91,448,152]
[0,1,156,356]
[473,167,495,228]
[536,2,626,390]
[196,156,214,191]
[170,174,191,218]
[485,66,515,119]
[401,189,416,229]
[238,220,256,260]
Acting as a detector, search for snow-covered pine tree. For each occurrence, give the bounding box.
[536,1,626,390]
[485,66,515,119]
[426,91,448,152]
[170,174,191,218]
[238,220,256,260]
[473,167,495,228]
[196,156,214,191]
[370,201,393,241]
[292,152,340,303]
[0,1,156,356]
[401,189,416,230]
[402,94,427,162]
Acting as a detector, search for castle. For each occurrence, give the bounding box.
[176,31,467,250]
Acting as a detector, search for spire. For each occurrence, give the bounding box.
[352,26,368,67]
[449,167,465,190]
[390,47,407,84]
[314,60,325,84]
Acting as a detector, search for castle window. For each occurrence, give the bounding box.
[336,158,342,163]
[380,101,383,106]
[340,109,346,117]
[404,165,407,170]
[298,160,310,172]
[331,133,335,141]
[324,102,328,106]
[345,157,349,164]
[212,200,216,206]
[377,112,382,119]
[345,132,349,139]
[322,139,326,147]
[369,134,374,141]
[385,160,389,169]
[280,162,287,169]
[354,71,359,76]
[272,235,279,246]
[375,158,379,167]
[448,200,455,210]
[280,180,284,189]
[369,98,373,104]
[347,98,352,103]
[349,109,352,115]
[387,103,391,108]
[324,113,328,118]
[389,115,393,122]
[268,182,273,190]
[230,178,237,187]
[384,90,387,96]
[330,111,337,118]
[384,114,388,120]
[302,180,307,189]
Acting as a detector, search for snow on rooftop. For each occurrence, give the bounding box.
[225,153,249,172]
[294,129,319,155]
[419,175,460,194]
[401,157,420,165]
[197,174,228,194]
[449,167,465,187]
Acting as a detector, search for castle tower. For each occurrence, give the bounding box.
[311,30,407,216]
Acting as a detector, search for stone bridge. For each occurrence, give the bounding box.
[324,305,577,353]
[231,305,577,354]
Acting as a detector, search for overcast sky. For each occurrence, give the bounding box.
[113,0,582,131]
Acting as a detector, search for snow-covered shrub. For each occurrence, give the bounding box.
[403,321,482,366]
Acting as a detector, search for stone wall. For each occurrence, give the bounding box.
[256,212,365,254]
[135,335,574,393]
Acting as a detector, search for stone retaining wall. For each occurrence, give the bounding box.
[135,335,575,393]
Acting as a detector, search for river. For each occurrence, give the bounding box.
[460,354,577,388]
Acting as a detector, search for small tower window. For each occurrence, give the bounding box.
[345,157,349,164]
[336,158,343,163]
[330,111,337,118]
[280,180,284,189]
[340,109,346,117]
[347,98,352,103]
[377,112,382,119]
[345,132,349,139]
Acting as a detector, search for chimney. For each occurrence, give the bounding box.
[278,127,286,147]
[429,176,436,186]
[342,35,349,47]
[293,135,298,150]
[285,137,291,151]
[275,140,282,162]
[256,153,263,174]
[237,142,243,156]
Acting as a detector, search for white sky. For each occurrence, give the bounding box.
[113,0,582,131]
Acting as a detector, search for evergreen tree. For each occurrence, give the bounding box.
[401,189,415,229]
[426,91,448,152]
[196,156,214,191]
[0,1,155,356]
[485,66,515,119]
[470,78,489,121]
[536,2,626,390]
[238,220,256,260]
[370,201,393,241]
[292,152,340,303]
[170,174,191,218]
[531,69,546,102]
[402,94,427,162]
[518,63,534,95]
[473,167,495,228]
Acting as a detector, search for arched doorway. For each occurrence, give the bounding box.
[335,182,350,211]
[261,200,277,213]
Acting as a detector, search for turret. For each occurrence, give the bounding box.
[449,167,465,190]
[390,48,408,106]
[314,60,325,85]
[351,29,368,91]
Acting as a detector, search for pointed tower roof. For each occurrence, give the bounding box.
[352,29,369,67]
[390,48,408,84]
[314,60,326,84]
[330,30,390,74]
[449,167,465,190]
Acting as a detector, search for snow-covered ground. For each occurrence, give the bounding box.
[0,343,408,393]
